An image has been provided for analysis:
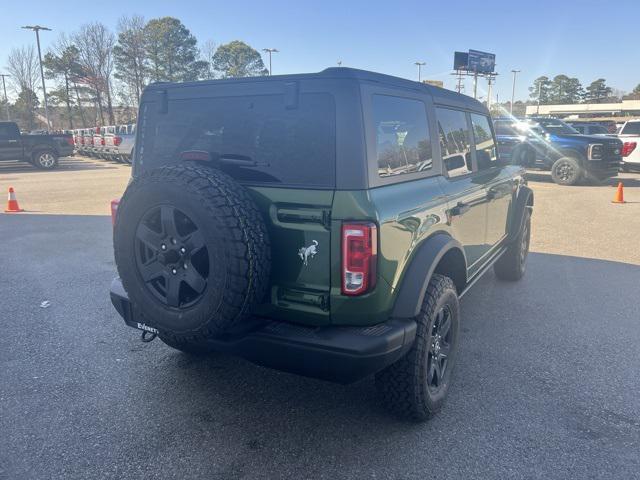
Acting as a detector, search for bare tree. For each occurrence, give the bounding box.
[113,15,147,106]
[200,39,217,80]
[73,23,116,125]
[6,45,41,129]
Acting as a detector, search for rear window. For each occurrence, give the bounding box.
[621,122,640,135]
[142,93,336,187]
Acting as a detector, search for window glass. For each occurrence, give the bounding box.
[622,122,640,135]
[436,107,472,177]
[0,124,17,139]
[372,95,433,178]
[471,113,497,170]
[145,93,336,187]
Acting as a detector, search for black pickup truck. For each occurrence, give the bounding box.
[0,122,74,169]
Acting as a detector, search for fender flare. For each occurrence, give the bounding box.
[391,234,467,319]
[507,185,534,243]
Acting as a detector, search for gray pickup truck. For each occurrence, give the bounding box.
[0,122,74,169]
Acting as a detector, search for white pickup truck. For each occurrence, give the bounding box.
[618,120,640,171]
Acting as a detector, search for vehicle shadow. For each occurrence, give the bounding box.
[121,252,640,477]
[526,169,640,187]
[0,156,124,174]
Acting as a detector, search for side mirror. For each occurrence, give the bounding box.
[444,154,466,172]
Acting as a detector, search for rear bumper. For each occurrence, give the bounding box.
[110,278,416,384]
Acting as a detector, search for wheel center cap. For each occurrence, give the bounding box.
[160,249,180,265]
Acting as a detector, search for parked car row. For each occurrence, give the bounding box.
[73,124,136,164]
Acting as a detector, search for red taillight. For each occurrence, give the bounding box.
[622,142,637,157]
[341,222,377,296]
[110,199,120,226]
[113,136,122,146]
[100,137,105,146]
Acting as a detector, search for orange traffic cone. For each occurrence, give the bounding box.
[612,182,625,204]
[4,187,24,213]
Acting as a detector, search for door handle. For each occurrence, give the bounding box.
[8,139,18,143]
[450,202,470,217]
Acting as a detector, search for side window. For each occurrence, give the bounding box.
[470,113,497,170]
[0,124,17,139]
[372,95,433,178]
[435,107,472,177]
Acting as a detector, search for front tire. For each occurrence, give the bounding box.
[32,150,59,170]
[375,274,460,421]
[551,156,582,185]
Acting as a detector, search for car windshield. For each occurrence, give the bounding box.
[535,119,579,135]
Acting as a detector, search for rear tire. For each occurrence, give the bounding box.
[551,156,582,185]
[375,274,460,421]
[494,209,531,281]
[32,149,59,170]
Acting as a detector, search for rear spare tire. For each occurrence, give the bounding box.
[113,165,270,343]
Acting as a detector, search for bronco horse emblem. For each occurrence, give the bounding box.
[298,240,319,266]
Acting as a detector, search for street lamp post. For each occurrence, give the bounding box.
[0,74,10,120]
[22,25,52,130]
[414,62,426,82]
[510,69,521,116]
[262,48,279,76]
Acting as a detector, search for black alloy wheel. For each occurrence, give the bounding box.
[426,305,453,393]
[134,205,209,309]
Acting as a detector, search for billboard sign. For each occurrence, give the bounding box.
[467,50,495,73]
[453,51,469,71]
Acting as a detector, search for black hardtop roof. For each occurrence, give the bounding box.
[144,67,485,112]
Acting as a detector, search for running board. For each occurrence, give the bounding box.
[459,245,507,298]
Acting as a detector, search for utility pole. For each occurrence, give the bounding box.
[473,70,478,99]
[536,81,542,114]
[0,74,10,120]
[414,62,426,82]
[22,25,52,130]
[486,75,494,111]
[262,48,279,76]
[510,69,520,115]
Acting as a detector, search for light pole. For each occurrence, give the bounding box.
[510,69,520,115]
[414,62,426,82]
[0,74,10,120]
[262,48,279,76]
[22,25,52,130]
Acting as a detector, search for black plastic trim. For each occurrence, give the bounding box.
[507,186,534,244]
[110,278,416,384]
[391,234,467,318]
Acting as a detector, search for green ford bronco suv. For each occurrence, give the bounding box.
[110,68,533,420]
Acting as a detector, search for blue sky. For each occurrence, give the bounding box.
[1,0,638,103]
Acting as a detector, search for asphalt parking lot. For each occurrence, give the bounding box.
[1,157,640,479]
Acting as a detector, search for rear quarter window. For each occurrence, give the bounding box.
[141,92,336,187]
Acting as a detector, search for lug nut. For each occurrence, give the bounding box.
[180,247,186,254]
[183,263,188,269]
[161,244,167,251]
[171,268,177,275]
[171,238,177,245]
